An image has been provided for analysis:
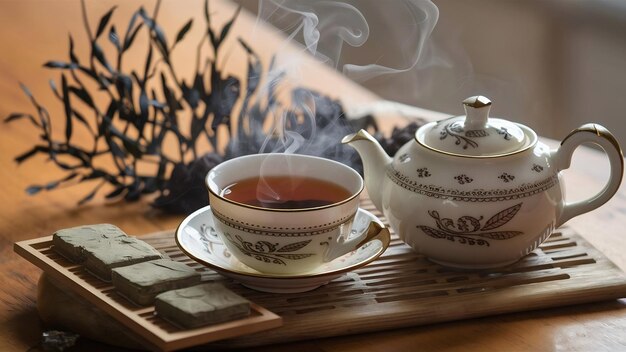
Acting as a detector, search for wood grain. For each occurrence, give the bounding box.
[1,0,626,351]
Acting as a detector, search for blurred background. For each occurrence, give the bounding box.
[237,0,626,143]
[2,0,625,144]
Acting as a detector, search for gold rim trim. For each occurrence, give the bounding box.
[175,207,391,280]
[414,121,538,159]
[207,184,364,213]
[462,95,492,108]
[561,123,624,186]
[205,154,364,213]
[561,123,624,157]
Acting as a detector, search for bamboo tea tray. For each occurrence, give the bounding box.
[14,236,282,351]
[17,197,626,350]
[194,199,626,348]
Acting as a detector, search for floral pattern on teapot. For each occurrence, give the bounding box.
[416,203,524,247]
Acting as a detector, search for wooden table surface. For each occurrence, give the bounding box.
[1,1,625,351]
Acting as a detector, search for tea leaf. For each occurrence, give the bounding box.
[138,8,169,60]
[218,7,240,45]
[71,109,93,135]
[105,185,126,199]
[19,82,33,98]
[98,73,113,89]
[4,113,24,122]
[78,66,100,84]
[109,25,121,51]
[44,172,79,190]
[175,19,193,46]
[81,170,107,181]
[203,0,210,23]
[139,91,149,128]
[211,76,240,130]
[107,138,126,158]
[96,6,117,39]
[92,42,113,72]
[68,87,94,108]
[142,177,158,194]
[181,81,200,110]
[44,61,77,69]
[208,26,218,51]
[100,101,117,135]
[143,43,153,83]
[115,74,133,101]
[61,74,73,143]
[121,135,144,158]
[26,185,43,195]
[193,73,205,96]
[4,113,39,127]
[123,22,143,50]
[245,59,261,95]
[69,35,79,64]
[237,38,254,55]
[15,146,48,163]
[124,182,141,201]
[78,186,99,205]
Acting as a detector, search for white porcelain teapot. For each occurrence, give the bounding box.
[343,96,623,269]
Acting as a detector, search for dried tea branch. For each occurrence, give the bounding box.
[6,0,388,213]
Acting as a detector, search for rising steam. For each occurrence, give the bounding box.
[244,0,440,204]
[245,0,441,157]
[257,0,439,83]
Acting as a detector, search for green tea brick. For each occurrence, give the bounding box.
[155,283,250,329]
[84,236,162,281]
[52,224,128,263]
[112,259,201,306]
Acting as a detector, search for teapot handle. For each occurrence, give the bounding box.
[551,124,624,227]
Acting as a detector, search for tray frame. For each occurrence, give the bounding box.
[210,224,626,348]
[14,236,282,352]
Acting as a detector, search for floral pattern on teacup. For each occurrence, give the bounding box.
[223,232,314,265]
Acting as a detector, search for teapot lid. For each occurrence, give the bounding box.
[416,96,535,157]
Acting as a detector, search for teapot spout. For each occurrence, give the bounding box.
[342,130,392,212]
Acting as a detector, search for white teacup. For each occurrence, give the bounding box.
[205,154,374,275]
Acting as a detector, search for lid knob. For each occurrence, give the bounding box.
[462,95,491,130]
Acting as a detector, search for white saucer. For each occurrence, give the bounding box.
[176,206,390,293]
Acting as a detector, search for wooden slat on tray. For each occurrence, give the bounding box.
[153,200,626,348]
[14,236,282,351]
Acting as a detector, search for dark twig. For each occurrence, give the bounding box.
[6,0,383,213]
